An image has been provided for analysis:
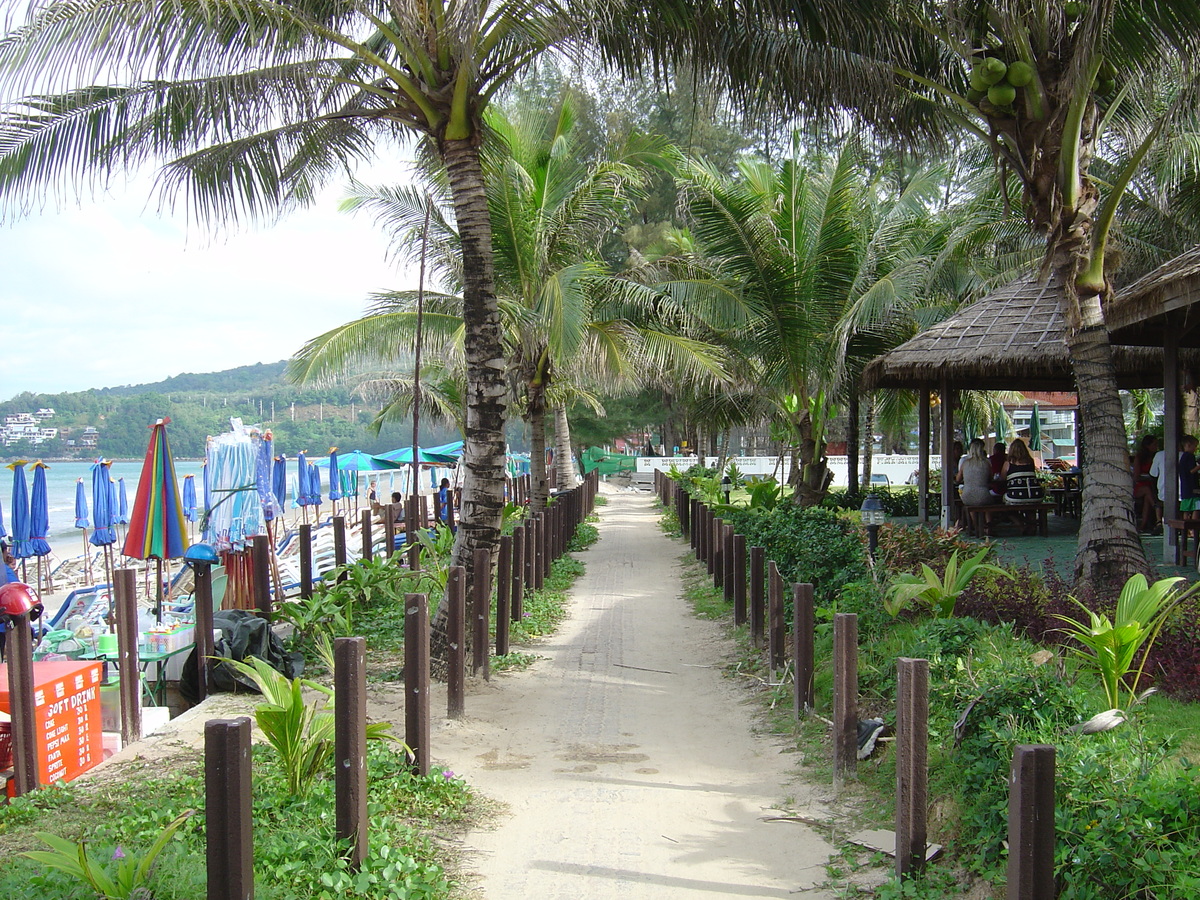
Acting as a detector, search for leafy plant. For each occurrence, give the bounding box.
[747,478,782,511]
[221,655,399,797]
[885,548,1010,619]
[22,810,193,900]
[1055,574,1195,710]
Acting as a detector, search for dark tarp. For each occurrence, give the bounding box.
[180,609,302,703]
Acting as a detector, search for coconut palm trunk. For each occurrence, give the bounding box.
[528,381,550,510]
[443,139,509,597]
[553,406,578,489]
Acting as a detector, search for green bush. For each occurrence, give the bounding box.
[722,505,868,605]
[824,488,921,517]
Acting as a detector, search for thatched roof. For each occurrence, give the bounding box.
[863,269,1185,391]
[1107,246,1200,347]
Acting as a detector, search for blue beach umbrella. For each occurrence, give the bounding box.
[182,475,197,522]
[29,462,52,558]
[318,450,404,472]
[74,478,90,529]
[328,449,342,504]
[7,460,32,561]
[90,461,116,547]
[309,461,323,506]
[257,434,282,522]
[0,494,7,539]
[118,477,130,525]
[273,456,287,514]
[296,451,311,506]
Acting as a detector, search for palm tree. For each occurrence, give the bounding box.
[0,0,588,588]
[295,95,727,512]
[668,143,953,504]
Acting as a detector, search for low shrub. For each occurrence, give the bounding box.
[875,523,979,579]
[823,488,920,517]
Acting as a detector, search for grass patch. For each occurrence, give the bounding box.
[491,651,540,673]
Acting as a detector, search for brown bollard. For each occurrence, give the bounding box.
[712,518,724,588]
[833,612,859,784]
[496,535,512,657]
[335,637,368,869]
[896,657,929,881]
[733,534,748,625]
[332,516,348,582]
[300,523,314,598]
[114,567,142,747]
[1007,745,1056,900]
[206,717,253,900]
[793,583,815,715]
[446,488,457,532]
[472,548,491,679]
[722,524,735,602]
[690,498,700,551]
[404,594,431,774]
[446,567,465,719]
[193,562,215,702]
[708,514,720,577]
[420,494,429,527]
[361,509,373,562]
[383,504,396,558]
[749,547,765,645]
[678,487,690,537]
[523,520,535,590]
[511,527,526,621]
[6,610,38,795]
[405,496,419,552]
[534,516,546,589]
[696,504,707,562]
[768,562,785,672]
[252,534,272,619]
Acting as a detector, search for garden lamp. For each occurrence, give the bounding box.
[721,474,732,504]
[860,494,887,559]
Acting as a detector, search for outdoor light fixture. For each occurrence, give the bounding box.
[860,494,887,558]
[721,475,733,504]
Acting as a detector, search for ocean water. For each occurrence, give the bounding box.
[3,459,205,547]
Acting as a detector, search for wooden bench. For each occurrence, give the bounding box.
[1164,518,1200,566]
[963,502,1056,538]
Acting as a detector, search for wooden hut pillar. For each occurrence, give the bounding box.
[1164,319,1181,561]
[940,376,956,529]
[918,387,931,523]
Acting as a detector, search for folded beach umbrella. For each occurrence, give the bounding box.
[309,460,323,507]
[90,460,116,547]
[0,493,7,539]
[272,456,287,513]
[124,418,189,562]
[1029,402,1043,452]
[28,462,52,558]
[257,434,282,522]
[296,451,311,507]
[182,475,197,522]
[118,477,130,525]
[75,478,90,529]
[328,448,342,506]
[7,460,32,560]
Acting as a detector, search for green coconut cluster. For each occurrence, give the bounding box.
[965,56,1035,116]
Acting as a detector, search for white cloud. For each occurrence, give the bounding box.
[0,156,422,397]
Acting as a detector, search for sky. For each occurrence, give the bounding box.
[0,153,421,399]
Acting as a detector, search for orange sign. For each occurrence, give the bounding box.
[0,660,103,786]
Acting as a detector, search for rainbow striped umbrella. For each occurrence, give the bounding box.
[123,417,189,562]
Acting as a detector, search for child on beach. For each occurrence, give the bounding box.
[1179,435,1200,519]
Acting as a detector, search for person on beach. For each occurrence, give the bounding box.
[1179,435,1200,519]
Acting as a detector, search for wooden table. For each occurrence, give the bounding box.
[963,502,1056,538]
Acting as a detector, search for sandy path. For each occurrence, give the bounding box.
[410,491,836,899]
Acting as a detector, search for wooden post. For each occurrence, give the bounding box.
[511,527,525,621]
[690,498,700,552]
[335,637,368,869]
[446,488,456,532]
[940,374,956,530]
[768,561,785,672]
[1007,745,1056,900]
[206,717,253,900]
[697,504,708,563]
[419,494,429,527]
[193,562,215,702]
[896,657,929,880]
[709,515,721,579]
[733,534,747,625]
[446,567,465,719]
[534,515,546,590]
[472,548,491,679]
[918,388,931,524]
[404,594,430,775]
[749,546,765,646]
[251,534,272,619]
[332,515,347,576]
[496,535,512,657]
[833,612,859,784]
[360,509,373,562]
[524,520,535,590]
[6,611,38,795]
[793,583,815,715]
[383,504,396,558]
[299,523,313,599]
[114,567,142,747]
[722,524,735,604]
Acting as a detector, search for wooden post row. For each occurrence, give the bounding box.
[496,535,512,657]
[404,594,431,775]
[768,561,785,672]
[335,637,368,870]
[472,548,491,679]
[793,582,814,715]
[446,568,465,719]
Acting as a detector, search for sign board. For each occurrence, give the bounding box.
[0,660,103,786]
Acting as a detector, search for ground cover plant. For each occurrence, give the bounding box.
[0,743,475,900]
[662,488,1200,896]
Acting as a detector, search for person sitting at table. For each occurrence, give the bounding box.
[1132,434,1159,532]
[956,439,995,529]
[1001,439,1044,532]
[989,441,1007,500]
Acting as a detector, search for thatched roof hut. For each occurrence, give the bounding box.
[1107,245,1200,347]
[862,269,1185,391]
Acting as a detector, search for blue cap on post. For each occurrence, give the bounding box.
[184,543,220,566]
